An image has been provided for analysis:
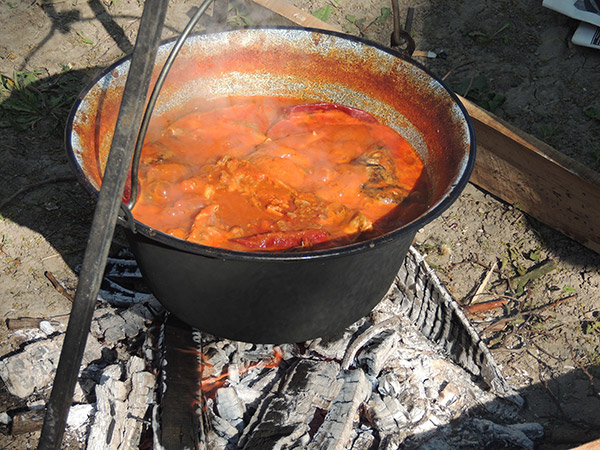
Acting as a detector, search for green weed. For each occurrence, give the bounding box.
[466,22,511,44]
[563,285,576,294]
[585,107,600,121]
[526,249,542,263]
[0,69,88,132]
[344,8,391,34]
[312,5,336,22]
[453,74,505,112]
[583,320,600,335]
[227,9,253,26]
[540,124,559,139]
[75,31,94,46]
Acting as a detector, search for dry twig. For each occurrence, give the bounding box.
[566,339,600,401]
[481,294,576,334]
[45,271,74,302]
[467,297,510,314]
[471,261,497,301]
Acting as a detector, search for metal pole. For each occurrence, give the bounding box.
[37,0,169,448]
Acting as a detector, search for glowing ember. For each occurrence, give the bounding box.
[200,346,283,399]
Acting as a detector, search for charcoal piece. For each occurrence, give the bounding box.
[87,361,154,450]
[349,426,376,450]
[216,386,245,429]
[0,333,102,398]
[205,400,241,449]
[367,392,410,435]
[238,359,342,449]
[156,317,202,450]
[355,329,398,377]
[308,368,371,450]
[306,318,367,361]
[279,359,342,408]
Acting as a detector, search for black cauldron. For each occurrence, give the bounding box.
[66,27,475,343]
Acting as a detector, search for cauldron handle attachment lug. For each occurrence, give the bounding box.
[390,1,416,58]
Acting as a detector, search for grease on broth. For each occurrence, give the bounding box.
[133,96,430,251]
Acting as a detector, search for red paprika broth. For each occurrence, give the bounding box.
[132,96,430,252]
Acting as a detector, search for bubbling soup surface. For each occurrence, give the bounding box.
[132,96,430,252]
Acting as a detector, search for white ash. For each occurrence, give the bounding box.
[216,387,245,430]
[38,320,57,335]
[1,292,161,447]
[87,356,156,450]
[66,404,94,429]
[0,411,11,425]
[0,332,102,398]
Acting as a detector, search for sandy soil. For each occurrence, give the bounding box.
[0,0,599,449]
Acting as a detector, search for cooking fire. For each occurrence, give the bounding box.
[1,248,544,448]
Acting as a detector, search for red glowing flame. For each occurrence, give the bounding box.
[200,346,283,399]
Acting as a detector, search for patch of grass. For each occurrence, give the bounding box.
[466,22,511,44]
[584,107,600,121]
[452,74,505,112]
[526,248,542,263]
[0,69,88,133]
[563,285,576,294]
[227,3,254,27]
[344,14,366,32]
[540,123,560,139]
[583,320,600,335]
[593,149,600,169]
[312,5,336,22]
[75,31,94,46]
[587,348,600,366]
[344,8,391,34]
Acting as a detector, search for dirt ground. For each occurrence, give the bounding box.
[0,0,599,449]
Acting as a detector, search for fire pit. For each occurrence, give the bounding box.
[0,248,543,448]
[66,27,475,344]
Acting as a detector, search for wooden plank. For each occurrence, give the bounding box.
[460,96,600,254]
[250,0,600,254]
[251,0,342,32]
[571,439,600,450]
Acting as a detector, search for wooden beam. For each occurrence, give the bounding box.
[251,0,600,254]
[460,96,600,254]
[251,0,342,32]
[570,439,600,450]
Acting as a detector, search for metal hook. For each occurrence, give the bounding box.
[390,1,416,58]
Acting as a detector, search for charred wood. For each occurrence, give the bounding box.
[308,368,371,450]
[238,359,342,449]
[157,316,201,450]
[394,247,522,406]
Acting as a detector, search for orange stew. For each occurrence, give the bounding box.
[133,96,429,252]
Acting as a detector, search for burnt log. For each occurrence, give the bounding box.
[308,368,371,450]
[394,247,522,405]
[238,359,342,449]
